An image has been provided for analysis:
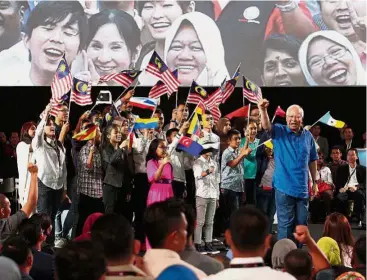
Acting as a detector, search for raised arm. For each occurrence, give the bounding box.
[21,163,39,217]
[258,99,272,132]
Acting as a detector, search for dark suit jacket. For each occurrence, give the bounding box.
[335,164,366,192]
[340,138,361,160]
[194,1,275,84]
[30,249,54,280]
[101,144,132,192]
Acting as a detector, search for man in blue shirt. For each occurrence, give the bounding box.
[259,99,318,243]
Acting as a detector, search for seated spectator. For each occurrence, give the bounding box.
[1,236,33,280]
[0,256,21,280]
[263,234,278,268]
[327,146,347,187]
[335,148,366,226]
[323,213,355,268]
[317,237,342,266]
[74,213,103,242]
[28,213,54,255]
[143,199,206,279]
[91,213,151,279]
[340,128,360,160]
[310,125,329,160]
[207,206,295,279]
[156,265,199,280]
[0,163,38,242]
[18,220,53,280]
[179,203,224,275]
[271,239,297,270]
[310,152,334,221]
[284,249,313,280]
[55,240,106,280]
[351,234,366,278]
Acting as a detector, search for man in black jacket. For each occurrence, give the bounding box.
[335,148,366,226]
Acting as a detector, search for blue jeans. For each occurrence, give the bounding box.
[256,188,276,233]
[275,189,308,245]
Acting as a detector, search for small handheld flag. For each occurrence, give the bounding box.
[318,112,345,128]
[129,97,158,110]
[96,90,112,105]
[51,54,72,102]
[271,106,286,123]
[177,136,203,157]
[222,64,240,103]
[242,76,262,104]
[100,70,141,88]
[133,118,159,130]
[225,106,250,120]
[70,77,92,106]
[146,51,167,78]
[73,125,97,141]
[149,80,168,99]
[187,81,208,104]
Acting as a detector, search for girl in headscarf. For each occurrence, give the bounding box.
[271,239,297,270]
[164,11,229,86]
[299,30,366,86]
[317,237,342,266]
[16,121,36,207]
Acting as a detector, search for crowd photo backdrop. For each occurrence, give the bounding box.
[0,0,366,87]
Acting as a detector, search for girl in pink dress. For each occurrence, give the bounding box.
[146,139,174,206]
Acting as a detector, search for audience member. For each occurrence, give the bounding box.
[143,199,206,279]
[55,240,106,280]
[0,163,38,242]
[0,256,21,280]
[328,146,347,184]
[323,213,355,268]
[91,213,151,279]
[284,249,313,280]
[207,206,295,279]
[18,220,53,280]
[156,265,199,280]
[351,234,366,278]
[317,237,342,266]
[311,125,329,159]
[28,213,54,255]
[74,212,103,242]
[335,148,366,226]
[271,239,297,270]
[1,236,34,280]
[340,128,359,159]
[179,203,224,275]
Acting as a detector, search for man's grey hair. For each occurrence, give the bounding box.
[286,105,304,119]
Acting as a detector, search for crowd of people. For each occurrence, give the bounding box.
[0,0,366,87]
[0,89,366,279]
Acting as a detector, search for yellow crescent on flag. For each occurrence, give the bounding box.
[195,86,207,97]
[154,57,162,70]
[246,80,257,92]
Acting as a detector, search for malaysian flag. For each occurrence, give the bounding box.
[100,70,141,88]
[148,80,168,99]
[222,64,240,103]
[70,77,92,106]
[243,76,262,104]
[39,100,66,119]
[51,54,72,103]
[187,81,222,122]
[146,51,180,94]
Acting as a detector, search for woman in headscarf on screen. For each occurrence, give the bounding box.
[136,0,194,86]
[164,12,229,86]
[71,9,141,86]
[298,30,366,86]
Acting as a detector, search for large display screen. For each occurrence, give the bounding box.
[0,0,365,87]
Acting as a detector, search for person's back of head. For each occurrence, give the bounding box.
[226,206,270,257]
[284,249,312,280]
[91,213,135,264]
[2,236,33,273]
[0,256,21,280]
[143,198,187,253]
[29,213,52,237]
[18,219,45,248]
[352,234,366,268]
[55,240,106,280]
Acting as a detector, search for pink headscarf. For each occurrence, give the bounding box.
[74,213,103,241]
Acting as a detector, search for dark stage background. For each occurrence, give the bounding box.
[0,86,366,148]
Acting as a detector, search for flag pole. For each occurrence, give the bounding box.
[175,91,178,108]
[150,105,157,118]
[187,103,199,123]
[67,92,72,122]
[247,103,251,129]
[271,107,278,123]
[255,139,272,150]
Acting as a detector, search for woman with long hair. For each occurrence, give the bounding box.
[215,118,231,157]
[16,121,36,206]
[323,213,355,267]
[146,138,174,206]
[101,124,132,217]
